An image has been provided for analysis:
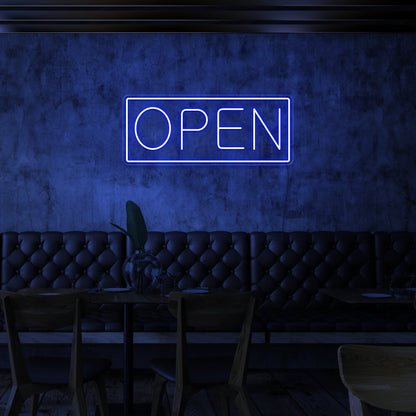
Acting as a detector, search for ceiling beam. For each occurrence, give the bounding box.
[1,1,416,32]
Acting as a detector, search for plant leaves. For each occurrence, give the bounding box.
[126,200,148,250]
[110,222,132,238]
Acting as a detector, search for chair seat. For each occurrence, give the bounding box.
[27,356,111,385]
[338,344,416,414]
[150,357,234,385]
[150,292,257,416]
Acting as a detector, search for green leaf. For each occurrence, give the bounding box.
[110,223,131,238]
[126,200,148,250]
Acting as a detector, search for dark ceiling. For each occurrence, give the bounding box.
[1,1,416,32]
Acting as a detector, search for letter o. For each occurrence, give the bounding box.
[134,107,172,151]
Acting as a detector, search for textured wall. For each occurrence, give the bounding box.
[0,33,415,232]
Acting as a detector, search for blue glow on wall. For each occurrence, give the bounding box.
[0,33,415,232]
[125,97,291,164]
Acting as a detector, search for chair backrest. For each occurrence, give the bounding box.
[2,291,87,330]
[338,344,416,413]
[1,291,87,387]
[168,291,257,387]
[168,291,256,330]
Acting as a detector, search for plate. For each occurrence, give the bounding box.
[361,293,392,298]
[103,288,131,292]
[181,288,210,294]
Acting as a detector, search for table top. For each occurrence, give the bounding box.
[320,287,414,304]
[1,288,168,304]
[88,289,168,304]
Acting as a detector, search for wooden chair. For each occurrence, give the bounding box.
[150,291,257,416]
[338,344,416,416]
[1,291,111,416]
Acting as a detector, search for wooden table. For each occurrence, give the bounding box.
[318,287,416,345]
[320,287,414,304]
[14,288,168,416]
[89,290,168,416]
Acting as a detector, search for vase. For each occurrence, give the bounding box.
[122,249,161,294]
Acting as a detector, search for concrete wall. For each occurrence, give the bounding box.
[0,33,415,232]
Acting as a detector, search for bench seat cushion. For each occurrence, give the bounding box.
[258,307,416,332]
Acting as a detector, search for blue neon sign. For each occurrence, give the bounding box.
[125,97,291,164]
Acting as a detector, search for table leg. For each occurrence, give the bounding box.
[124,303,133,416]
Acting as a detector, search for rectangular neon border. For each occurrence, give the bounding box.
[125,96,291,164]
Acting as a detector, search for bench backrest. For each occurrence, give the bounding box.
[2,230,414,311]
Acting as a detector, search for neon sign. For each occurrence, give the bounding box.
[125,97,291,164]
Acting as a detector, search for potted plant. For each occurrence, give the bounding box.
[112,201,160,293]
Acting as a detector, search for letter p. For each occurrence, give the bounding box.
[180,109,208,150]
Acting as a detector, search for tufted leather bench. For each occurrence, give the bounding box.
[251,231,416,344]
[0,231,252,336]
[1,231,416,348]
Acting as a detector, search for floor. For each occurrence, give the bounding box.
[0,368,408,415]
